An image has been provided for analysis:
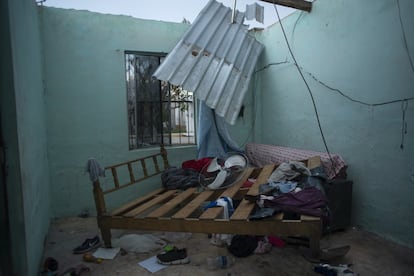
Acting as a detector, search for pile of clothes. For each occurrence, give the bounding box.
[247,160,330,223]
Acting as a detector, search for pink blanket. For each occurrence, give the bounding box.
[245,143,347,180]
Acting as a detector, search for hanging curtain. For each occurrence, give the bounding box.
[197,100,241,159]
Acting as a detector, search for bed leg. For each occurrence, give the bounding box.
[309,234,321,258]
[100,227,112,248]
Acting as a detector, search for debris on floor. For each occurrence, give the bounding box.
[72,236,100,254]
[112,233,166,253]
[314,263,358,276]
[42,217,414,275]
[156,247,190,265]
[138,256,167,273]
[91,247,120,260]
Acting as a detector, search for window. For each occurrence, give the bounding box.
[125,52,195,149]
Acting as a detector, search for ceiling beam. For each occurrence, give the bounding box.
[259,0,312,12]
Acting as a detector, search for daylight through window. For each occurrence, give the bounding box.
[126,52,196,149]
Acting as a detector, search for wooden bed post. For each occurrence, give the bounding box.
[93,180,112,247]
[160,144,170,169]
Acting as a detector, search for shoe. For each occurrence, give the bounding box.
[156,248,190,265]
[72,236,101,254]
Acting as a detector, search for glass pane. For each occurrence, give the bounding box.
[162,102,171,145]
[136,101,162,147]
[126,52,196,149]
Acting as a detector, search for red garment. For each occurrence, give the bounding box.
[182,157,213,172]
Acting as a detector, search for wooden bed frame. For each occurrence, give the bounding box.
[90,145,322,257]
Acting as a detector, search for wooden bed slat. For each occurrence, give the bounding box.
[199,168,254,220]
[123,190,176,217]
[230,199,254,220]
[127,163,135,183]
[246,164,275,196]
[230,165,276,220]
[172,190,214,219]
[111,188,165,216]
[146,188,196,218]
[111,167,119,188]
[220,167,254,197]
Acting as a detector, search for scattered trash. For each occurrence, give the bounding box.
[156,247,190,265]
[92,247,120,260]
[72,236,101,254]
[112,233,166,253]
[61,264,90,276]
[267,235,286,248]
[41,257,58,275]
[83,253,103,264]
[119,248,128,256]
[78,209,89,218]
[254,239,272,254]
[206,255,235,270]
[228,235,257,257]
[314,263,358,276]
[138,256,167,273]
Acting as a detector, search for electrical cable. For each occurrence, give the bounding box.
[304,68,414,106]
[396,0,414,74]
[255,59,414,106]
[273,4,336,169]
[400,100,408,150]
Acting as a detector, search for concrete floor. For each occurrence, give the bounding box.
[42,217,414,276]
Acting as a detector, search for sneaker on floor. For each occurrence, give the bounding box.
[156,248,190,265]
[72,236,101,254]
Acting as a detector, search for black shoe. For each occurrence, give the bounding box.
[156,248,190,265]
[72,236,101,254]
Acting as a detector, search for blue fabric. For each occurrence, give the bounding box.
[197,100,241,159]
[271,182,298,193]
[220,196,234,216]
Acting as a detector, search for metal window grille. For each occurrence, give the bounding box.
[125,52,195,149]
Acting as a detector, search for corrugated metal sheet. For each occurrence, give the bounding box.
[153,0,264,125]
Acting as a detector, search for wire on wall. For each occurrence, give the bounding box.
[396,0,414,75]
[273,4,336,169]
[400,100,408,150]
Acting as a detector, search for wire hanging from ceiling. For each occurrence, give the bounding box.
[273,4,336,169]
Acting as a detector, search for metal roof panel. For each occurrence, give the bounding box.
[153,0,263,125]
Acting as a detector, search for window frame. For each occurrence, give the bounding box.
[125,50,196,150]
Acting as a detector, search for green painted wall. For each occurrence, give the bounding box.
[41,8,198,217]
[1,0,51,275]
[256,0,414,247]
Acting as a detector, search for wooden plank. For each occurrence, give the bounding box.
[111,188,165,216]
[230,199,254,220]
[123,190,176,217]
[199,168,254,220]
[306,156,321,170]
[111,167,119,188]
[127,163,135,183]
[300,214,320,221]
[274,212,284,220]
[220,167,254,197]
[146,188,196,218]
[172,190,214,219]
[102,216,321,238]
[103,171,163,194]
[247,164,276,196]
[152,156,160,172]
[104,152,161,169]
[199,204,224,220]
[231,165,277,220]
[141,159,148,177]
[259,0,312,12]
